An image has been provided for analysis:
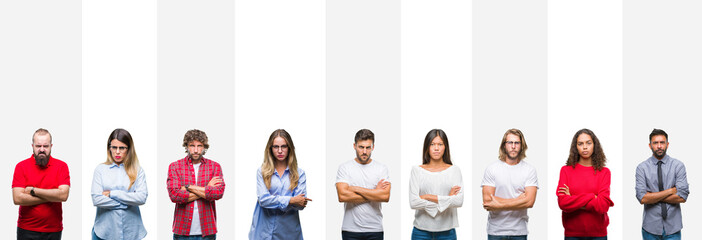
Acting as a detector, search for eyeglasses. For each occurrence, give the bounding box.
[505,141,521,146]
[272,145,288,150]
[110,146,128,151]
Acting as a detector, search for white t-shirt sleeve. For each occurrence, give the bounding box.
[408,166,439,217]
[481,163,496,187]
[437,166,464,213]
[335,163,349,184]
[526,165,539,188]
[381,164,390,183]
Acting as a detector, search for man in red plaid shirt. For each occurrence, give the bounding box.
[168,129,225,240]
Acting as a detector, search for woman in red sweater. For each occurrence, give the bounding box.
[557,128,614,240]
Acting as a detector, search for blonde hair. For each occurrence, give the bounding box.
[261,129,299,191]
[105,129,140,190]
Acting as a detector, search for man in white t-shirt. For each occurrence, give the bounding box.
[480,128,538,240]
[335,129,391,240]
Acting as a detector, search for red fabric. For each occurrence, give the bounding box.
[12,156,70,232]
[167,156,225,236]
[557,164,614,237]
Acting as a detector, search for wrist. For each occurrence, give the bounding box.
[30,187,36,197]
[184,184,191,192]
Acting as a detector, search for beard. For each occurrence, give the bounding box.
[356,152,371,164]
[653,148,667,159]
[34,152,50,167]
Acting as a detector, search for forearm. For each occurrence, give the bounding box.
[34,187,69,202]
[640,190,673,204]
[14,192,47,206]
[188,186,207,199]
[661,193,686,204]
[338,190,369,203]
[492,195,531,210]
[187,193,200,202]
[351,186,389,202]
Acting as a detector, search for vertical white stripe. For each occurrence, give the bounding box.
[82,0,157,239]
[401,0,471,238]
[548,0,622,239]
[234,0,325,239]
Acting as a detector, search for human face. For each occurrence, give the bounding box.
[271,136,289,162]
[576,133,594,160]
[504,133,521,161]
[354,139,374,164]
[187,140,205,161]
[32,134,52,167]
[649,135,668,160]
[429,136,445,161]
[109,139,129,164]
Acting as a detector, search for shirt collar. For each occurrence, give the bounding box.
[274,166,290,176]
[108,162,123,169]
[649,154,670,164]
[186,155,208,164]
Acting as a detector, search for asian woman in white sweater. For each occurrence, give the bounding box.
[409,129,464,240]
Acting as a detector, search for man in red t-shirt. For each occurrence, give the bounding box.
[12,128,70,240]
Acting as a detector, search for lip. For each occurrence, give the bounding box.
[115,156,121,159]
[277,155,285,158]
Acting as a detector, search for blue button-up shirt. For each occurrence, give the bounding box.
[249,167,307,240]
[635,155,689,235]
[91,163,148,240]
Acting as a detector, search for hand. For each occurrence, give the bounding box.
[449,186,461,196]
[420,194,438,203]
[24,186,33,194]
[290,193,313,207]
[375,179,390,190]
[483,195,503,211]
[208,176,223,187]
[670,186,677,195]
[557,184,571,196]
[102,190,110,197]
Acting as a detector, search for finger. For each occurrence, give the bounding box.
[305,198,313,201]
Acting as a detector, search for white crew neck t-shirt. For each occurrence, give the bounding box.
[336,159,390,232]
[480,160,538,236]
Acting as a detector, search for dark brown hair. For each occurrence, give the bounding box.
[354,129,375,144]
[566,128,607,171]
[182,129,209,153]
[422,129,452,165]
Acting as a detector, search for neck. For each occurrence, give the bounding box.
[191,158,201,164]
[505,158,519,165]
[578,157,592,166]
[655,155,665,160]
[428,158,444,166]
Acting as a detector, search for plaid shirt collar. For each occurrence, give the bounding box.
[185,155,209,165]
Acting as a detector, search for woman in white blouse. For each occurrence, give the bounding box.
[409,129,463,240]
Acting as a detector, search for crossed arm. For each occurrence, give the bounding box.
[640,187,686,204]
[13,185,70,206]
[336,180,390,203]
[482,186,537,211]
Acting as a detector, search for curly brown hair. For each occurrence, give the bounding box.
[182,129,209,153]
[566,128,607,171]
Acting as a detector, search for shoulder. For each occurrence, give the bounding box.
[484,160,502,171]
[169,158,186,167]
[50,157,68,166]
[598,167,611,174]
[296,168,305,175]
[668,156,686,166]
[372,160,388,170]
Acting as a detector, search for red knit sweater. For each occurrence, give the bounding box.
[556,164,614,237]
